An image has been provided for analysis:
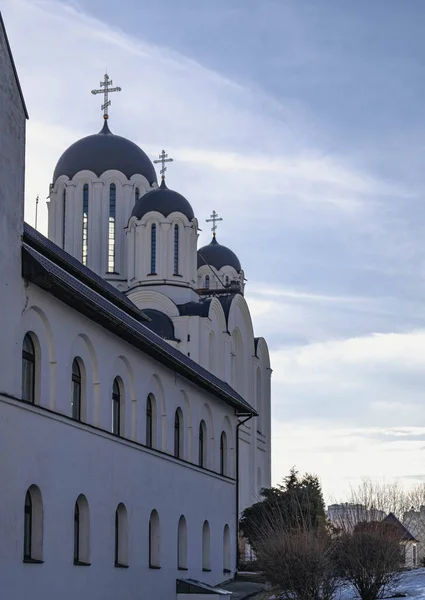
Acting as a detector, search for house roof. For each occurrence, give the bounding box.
[0,12,29,119]
[383,513,417,542]
[22,225,256,416]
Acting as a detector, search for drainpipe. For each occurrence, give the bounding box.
[235,413,253,573]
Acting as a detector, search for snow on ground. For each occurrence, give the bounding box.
[260,569,425,600]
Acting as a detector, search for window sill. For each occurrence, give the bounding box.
[173,273,183,277]
[202,568,212,572]
[223,568,231,574]
[23,558,44,564]
[147,273,157,277]
[74,560,91,567]
[106,272,120,276]
[178,567,188,571]
[149,564,161,570]
[114,563,129,568]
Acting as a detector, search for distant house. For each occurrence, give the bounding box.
[383,513,418,568]
[403,506,425,565]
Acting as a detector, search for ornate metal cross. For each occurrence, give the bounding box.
[206,210,223,235]
[154,150,174,180]
[91,73,122,120]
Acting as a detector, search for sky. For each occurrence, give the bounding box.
[3,0,425,503]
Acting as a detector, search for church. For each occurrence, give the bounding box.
[0,12,271,600]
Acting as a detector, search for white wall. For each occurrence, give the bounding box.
[0,18,27,398]
[0,283,239,600]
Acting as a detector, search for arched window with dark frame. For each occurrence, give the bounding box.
[22,333,35,404]
[205,275,210,289]
[150,224,157,274]
[112,378,121,436]
[199,420,206,468]
[146,395,153,448]
[202,520,211,571]
[82,184,89,265]
[73,494,90,565]
[24,491,32,560]
[74,502,80,563]
[220,431,227,476]
[108,183,116,273]
[135,187,140,203]
[149,509,161,568]
[114,503,128,567]
[174,409,183,459]
[71,359,82,421]
[173,224,179,275]
[23,485,43,562]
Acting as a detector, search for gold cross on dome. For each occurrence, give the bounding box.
[91,73,122,120]
[154,150,174,180]
[206,210,223,236]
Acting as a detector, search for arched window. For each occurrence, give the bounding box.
[223,524,231,572]
[74,494,90,565]
[108,183,116,273]
[71,359,82,421]
[146,394,153,448]
[202,520,211,571]
[205,275,210,289]
[23,485,43,562]
[135,187,140,202]
[22,333,36,404]
[150,224,157,274]
[199,420,207,468]
[220,431,227,476]
[62,187,66,249]
[82,184,89,265]
[149,509,161,568]
[173,224,179,275]
[112,378,121,436]
[177,515,187,570]
[114,503,128,567]
[174,408,184,459]
[225,275,229,286]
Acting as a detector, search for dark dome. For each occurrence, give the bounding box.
[53,120,157,185]
[197,236,241,272]
[131,179,195,221]
[143,309,177,341]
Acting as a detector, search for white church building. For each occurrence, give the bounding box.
[0,12,271,600]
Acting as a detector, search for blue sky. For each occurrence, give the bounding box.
[4,0,425,501]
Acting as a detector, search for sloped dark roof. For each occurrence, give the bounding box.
[131,179,195,221]
[53,120,157,185]
[22,227,255,416]
[383,513,417,541]
[0,12,28,119]
[198,235,241,272]
[142,309,178,341]
[24,224,146,322]
[178,299,212,318]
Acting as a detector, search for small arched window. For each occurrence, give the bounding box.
[71,359,82,421]
[82,184,89,265]
[135,187,140,202]
[173,224,179,275]
[108,183,116,273]
[202,520,211,571]
[74,494,90,565]
[220,431,227,476]
[174,409,184,459]
[22,333,36,404]
[62,187,66,249]
[150,224,157,274]
[23,485,43,562]
[177,515,187,570]
[223,524,231,572]
[146,394,153,448]
[199,420,207,468]
[149,509,161,568]
[225,275,229,286]
[112,378,121,436]
[205,275,210,289]
[115,503,128,567]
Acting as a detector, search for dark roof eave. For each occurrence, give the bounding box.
[22,246,256,416]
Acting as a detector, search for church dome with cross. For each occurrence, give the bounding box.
[131,178,194,221]
[53,119,157,185]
